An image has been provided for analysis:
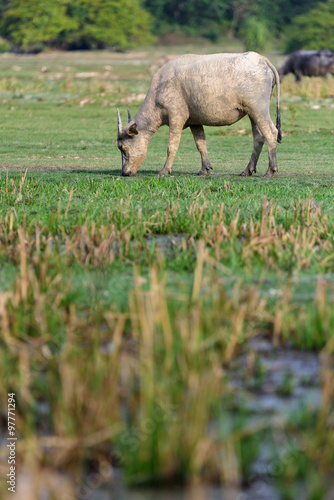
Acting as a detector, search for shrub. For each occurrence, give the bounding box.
[0,37,10,53]
[240,16,270,53]
[0,0,155,51]
[284,0,334,53]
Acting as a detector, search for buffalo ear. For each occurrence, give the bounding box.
[127,122,139,137]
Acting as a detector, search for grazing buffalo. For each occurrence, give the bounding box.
[117,52,282,178]
[279,50,334,81]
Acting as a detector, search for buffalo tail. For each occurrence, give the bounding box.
[267,59,282,144]
[276,106,282,143]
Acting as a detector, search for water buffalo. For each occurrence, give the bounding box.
[279,50,334,81]
[117,51,282,178]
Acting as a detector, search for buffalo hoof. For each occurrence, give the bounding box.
[196,169,211,176]
[263,170,277,178]
[239,170,252,177]
[157,169,171,178]
[197,164,213,176]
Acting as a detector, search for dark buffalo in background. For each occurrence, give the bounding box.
[278,50,334,81]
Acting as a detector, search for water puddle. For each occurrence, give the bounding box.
[229,336,321,416]
[90,484,276,500]
[144,233,188,256]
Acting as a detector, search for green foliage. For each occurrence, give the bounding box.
[254,0,318,37]
[145,0,254,40]
[0,0,154,51]
[0,36,10,52]
[284,0,334,53]
[0,0,77,50]
[144,0,320,45]
[240,16,270,52]
[0,0,325,51]
[63,0,155,50]
[145,0,229,31]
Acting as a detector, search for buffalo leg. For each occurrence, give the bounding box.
[157,124,183,177]
[239,119,264,176]
[190,125,213,176]
[255,115,279,177]
[295,71,302,82]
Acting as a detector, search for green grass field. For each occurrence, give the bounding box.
[0,46,334,499]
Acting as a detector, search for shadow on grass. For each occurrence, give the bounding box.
[71,168,238,178]
[72,169,160,176]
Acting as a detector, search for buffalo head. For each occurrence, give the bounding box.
[117,109,148,176]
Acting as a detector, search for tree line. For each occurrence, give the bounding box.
[0,0,333,53]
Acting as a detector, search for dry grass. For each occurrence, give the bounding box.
[281,74,334,100]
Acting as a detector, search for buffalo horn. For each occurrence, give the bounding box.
[117,108,122,137]
[127,108,132,123]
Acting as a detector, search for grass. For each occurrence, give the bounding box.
[0,46,334,499]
